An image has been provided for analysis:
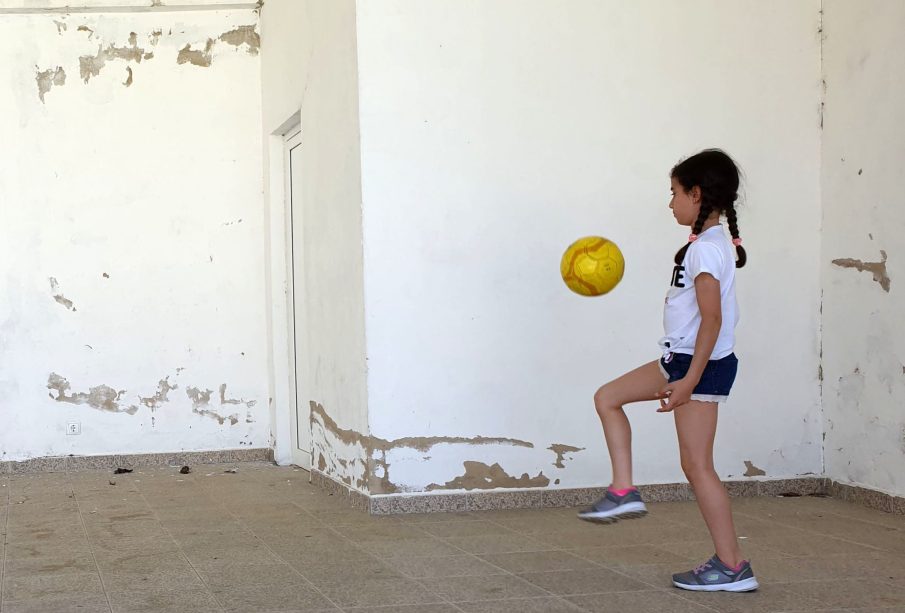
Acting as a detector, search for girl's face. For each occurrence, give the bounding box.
[669,177,701,227]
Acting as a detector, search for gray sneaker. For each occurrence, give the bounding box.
[577,488,647,523]
[672,555,759,592]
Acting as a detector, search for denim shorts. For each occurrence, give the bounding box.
[658,352,738,403]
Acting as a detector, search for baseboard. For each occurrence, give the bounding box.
[307,470,904,516]
[0,448,273,474]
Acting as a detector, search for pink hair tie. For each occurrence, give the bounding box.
[732,238,743,246]
[688,234,698,243]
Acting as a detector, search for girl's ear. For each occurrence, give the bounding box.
[690,185,702,204]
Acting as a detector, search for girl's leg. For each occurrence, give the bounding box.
[674,401,744,567]
[594,361,666,489]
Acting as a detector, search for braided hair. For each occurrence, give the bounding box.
[671,149,747,268]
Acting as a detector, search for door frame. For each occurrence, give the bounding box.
[266,111,311,470]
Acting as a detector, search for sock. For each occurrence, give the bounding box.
[608,486,637,497]
[730,560,747,572]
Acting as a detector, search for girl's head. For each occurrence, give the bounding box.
[669,149,747,268]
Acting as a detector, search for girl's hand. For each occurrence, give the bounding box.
[656,378,694,412]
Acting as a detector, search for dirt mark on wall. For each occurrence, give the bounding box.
[47,373,138,415]
[426,461,550,491]
[548,444,584,468]
[832,250,891,292]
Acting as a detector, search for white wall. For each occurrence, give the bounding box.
[356,0,824,494]
[259,1,369,476]
[822,1,905,497]
[0,6,268,461]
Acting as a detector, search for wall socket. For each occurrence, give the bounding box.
[66,422,81,435]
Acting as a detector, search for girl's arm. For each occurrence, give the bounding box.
[657,273,722,412]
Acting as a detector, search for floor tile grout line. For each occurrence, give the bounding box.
[479,513,724,613]
[409,529,588,611]
[67,471,114,613]
[190,480,345,612]
[129,475,228,613]
[734,509,893,553]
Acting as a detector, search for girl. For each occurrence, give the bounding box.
[577,149,758,593]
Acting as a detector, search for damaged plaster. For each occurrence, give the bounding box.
[219,26,259,55]
[177,39,214,67]
[47,373,138,415]
[79,33,150,84]
[743,460,767,477]
[186,387,239,425]
[36,67,66,103]
[48,277,75,311]
[311,401,561,494]
[139,377,177,410]
[426,461,550,491]
[832,250,891,292]
[219,383,257,409]
[548,444,584,468]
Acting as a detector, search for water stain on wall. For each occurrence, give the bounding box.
[426,461,550,491]
[832,250,891,292]
[36,67,66,103]
[47,373,138,415]
[548,444,584,468]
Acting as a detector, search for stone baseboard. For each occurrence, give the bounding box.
[307,472,846,515]
[829,480,905,515]
[0,448,273,474]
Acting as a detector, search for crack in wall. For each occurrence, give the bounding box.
[832,250,891,292]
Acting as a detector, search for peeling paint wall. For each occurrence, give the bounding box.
[822,1,905,497]
[260,1,369,473]
[0,5,268,460]
[353,0,824,493]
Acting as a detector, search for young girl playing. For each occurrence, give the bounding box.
[578,149,758,593]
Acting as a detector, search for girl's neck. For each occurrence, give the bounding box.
[698,215,721,233]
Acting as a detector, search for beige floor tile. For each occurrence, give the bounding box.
[479,550,597,573]
[316,577,443,608]
[1,594,112,613]
[567,589,718,612]
[418,574,548,602]
[455,596,583,612]
[2,571,104,601]
[516,567,651,596]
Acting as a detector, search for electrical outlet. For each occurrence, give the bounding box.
[66,422,81,435]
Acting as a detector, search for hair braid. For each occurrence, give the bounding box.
[724,202,747,268]
[673,200,713,266]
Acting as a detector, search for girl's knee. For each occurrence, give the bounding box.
[681,458,715,481]
[593,385,613,414]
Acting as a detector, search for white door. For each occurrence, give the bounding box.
[285,129,312,470]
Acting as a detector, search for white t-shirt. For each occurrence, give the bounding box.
[659,225,739,359]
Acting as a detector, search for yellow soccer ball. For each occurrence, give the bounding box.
[560,236,625,296]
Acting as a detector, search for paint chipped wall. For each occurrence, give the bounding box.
[260,1,369,476]
[821,1,905,497]
[353,0,824,494]
[0,7,268,460]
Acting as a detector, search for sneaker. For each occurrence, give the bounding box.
[577,488,647,523]
[672,555,759,592]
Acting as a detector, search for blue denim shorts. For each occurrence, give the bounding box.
[658,352,738,403]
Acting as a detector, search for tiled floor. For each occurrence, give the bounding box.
[1,464,904,613]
